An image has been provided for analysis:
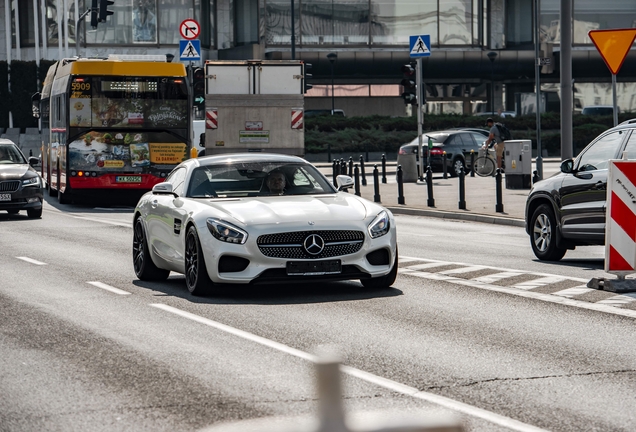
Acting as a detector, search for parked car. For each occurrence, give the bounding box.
[581,105,618,116]
[525,118,636,261]
[397,130,487,177]
[305,109,346,118]
[449,127,489,138]
[133,153,398,295]
[0,139,44,218]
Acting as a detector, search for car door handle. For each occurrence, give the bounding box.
[151,200,158,208]
[592,181,605,190]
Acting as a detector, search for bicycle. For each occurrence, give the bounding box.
[472,145,504,177]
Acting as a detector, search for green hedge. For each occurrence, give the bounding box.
[305,113,635,156]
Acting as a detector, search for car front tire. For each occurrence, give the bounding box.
[133,218,170,281]
[27,207,42,218]
[184,225,213,296]
[451,158,465,177]
[530,204,566,261]
[360,252,398,289]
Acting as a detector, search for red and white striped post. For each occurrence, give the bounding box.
[590,159,636,292]
[291,108,304,130]
[206,108,218,129]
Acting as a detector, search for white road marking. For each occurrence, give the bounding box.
[596,293,636,306]
[473,272,524,284]
[16,256,47,266]
[513,276,567,290]
[87,281,131,296]
[439,265,486,275]
[72,216,132,228]
[150,303,548,432]
[407,262,456,271]
[552,286,595,299]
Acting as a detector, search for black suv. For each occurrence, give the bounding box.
[525,119,636,261]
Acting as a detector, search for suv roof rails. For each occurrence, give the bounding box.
[619,118,636,126]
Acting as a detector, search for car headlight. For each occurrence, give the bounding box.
[22,176,39,187]
[206,218,248,244]
[368,210,390,239]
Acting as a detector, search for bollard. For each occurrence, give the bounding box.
[397,165,405,205]
[373,165,381,203]
[354,164,361,196]
[381,154,387,184]
[359,155,367,186]
[495,168,504,212]
[341,158,347,176]
[532,169,540,185]
[470,150,475,177]
[442,151,448,179]
[327,142,332,163]
[458,167,466,210]
[332,160,338,187]
[29,149,33,157]
[348,157,353,177]
[426,165,435,207]
[365,146,369,163]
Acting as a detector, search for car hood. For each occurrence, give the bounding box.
[0,164,33,179]
[200,194,374,226]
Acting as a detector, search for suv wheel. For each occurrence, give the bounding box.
[530,204,566,261]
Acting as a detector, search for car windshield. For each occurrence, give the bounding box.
[187,161,337,198]
[0,145,26,164]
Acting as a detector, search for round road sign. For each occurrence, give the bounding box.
[180,19,200,40]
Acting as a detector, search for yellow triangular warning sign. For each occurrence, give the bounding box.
[589,29,636,75]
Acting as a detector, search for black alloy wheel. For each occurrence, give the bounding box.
[451,158,465,177]
[184,225,213,296]
[530,204,567,261]
[133,218,170,281]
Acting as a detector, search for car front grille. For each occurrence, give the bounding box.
[258,230,365,259]
[0,180,20,193]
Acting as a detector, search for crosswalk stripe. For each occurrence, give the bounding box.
[552,286,595,298]
[407,262,455,271]
[440,265,486,275]
[472,272,524,283]
[596,293,636,306]
[513,276,567,290]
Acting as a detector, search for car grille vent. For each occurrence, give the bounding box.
[0,180,20,193]
[257,230,364,259]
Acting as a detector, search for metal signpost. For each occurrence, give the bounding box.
[180,18,202,143]
[533,0,543,180]
[409,35,431,181]
[588,29,636,127]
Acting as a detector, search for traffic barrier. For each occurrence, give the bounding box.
[397,165,405,205]
[381,154,387,184]
[470,150,475,177]
[589,160,636,293]
[348,157,353,177]
[442,152,448,179]
[373,165,381,202]
[458,167,466,210]
[426,166,435,207]
[359,155,367,186]
[354,164,361,197]
[495,168,504,212]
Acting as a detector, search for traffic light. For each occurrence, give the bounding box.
[193,67,205,114]
[303,62,313,93]
[90,0,99,28]
[98,0,114,22]
[400,63,417,105]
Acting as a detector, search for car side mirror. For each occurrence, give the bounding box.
[336,175,354,191]
[152,182,176,196]
[28,156,39,166]
[560,159,574,174]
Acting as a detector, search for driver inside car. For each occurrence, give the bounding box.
[263,170,287,196]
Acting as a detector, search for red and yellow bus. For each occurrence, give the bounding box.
[33,55,191,203]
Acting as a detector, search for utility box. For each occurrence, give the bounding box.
[504,140,532,189]
[203,60,306,156]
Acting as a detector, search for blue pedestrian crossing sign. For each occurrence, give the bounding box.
[409,35,431,58]
[180,39,201,61]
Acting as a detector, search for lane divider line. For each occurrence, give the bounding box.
[87,281,131,296]
[16,256,47,266]
[149,303,548,432]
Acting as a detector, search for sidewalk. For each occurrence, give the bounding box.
[315,159,562,228]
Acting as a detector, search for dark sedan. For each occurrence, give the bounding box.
[397,129,487,177]
[525,119,636,261]
[0,140,44,218]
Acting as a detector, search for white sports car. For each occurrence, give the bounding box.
[132,154,398,295]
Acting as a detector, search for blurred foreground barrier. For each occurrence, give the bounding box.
[426,166,435,207]
[373,165,381,203]
[397,166,405,205]
[200,353,464,432]
[458,168,466,210]
[495,169,504,213]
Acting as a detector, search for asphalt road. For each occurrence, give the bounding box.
[1,197,635,432]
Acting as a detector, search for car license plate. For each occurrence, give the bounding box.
[0,193,11,201]
[286,260,342,276]
[115,176,142,183]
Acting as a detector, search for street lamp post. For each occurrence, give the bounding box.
[327,52,337,115]
[487,51,498,113]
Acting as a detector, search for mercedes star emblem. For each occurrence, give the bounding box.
[303,234,325,255]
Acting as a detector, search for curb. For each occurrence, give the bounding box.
[386,206,526,228]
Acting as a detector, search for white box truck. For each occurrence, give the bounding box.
[203,60,306,156]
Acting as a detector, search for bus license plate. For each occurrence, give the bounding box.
[115,176,142,183]
[0,193,11,201]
